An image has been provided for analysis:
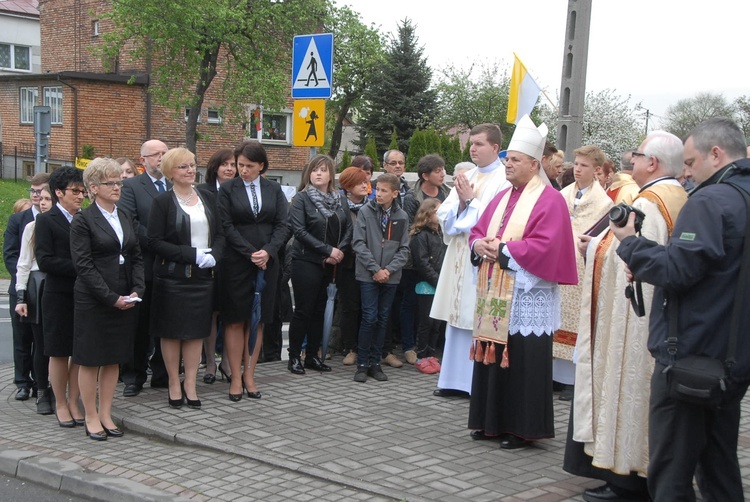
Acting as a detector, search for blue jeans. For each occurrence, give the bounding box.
[357,281,398,367]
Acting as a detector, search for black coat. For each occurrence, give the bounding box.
[70,205,145,308]
[119,173,173,281]
[148,189,225,277]
[35,205,76,293]
[288,190,352,265]
[3,208,34,294]
[409,227,446,287]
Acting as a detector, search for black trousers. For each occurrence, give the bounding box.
[30,322,48,389]
[337,265,360,353]
[9,294,34,389]
[288,259,333,358]
[648,363,749,501]
[415,294,440,359]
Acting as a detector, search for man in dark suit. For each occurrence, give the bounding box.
[118,139,171,396]
[3,172,50,401]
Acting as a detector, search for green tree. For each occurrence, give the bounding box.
[662,92,735,140]
[388,131,399,151]
[339,149,352,171]
[325,5,384,159]
[358,18,437,156]
[406,129,426,171]
[100,0,327,153]
[364,137,379,169]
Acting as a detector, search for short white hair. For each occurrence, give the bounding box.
[643,130,683,178]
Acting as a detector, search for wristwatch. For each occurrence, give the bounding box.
[465,198,474,206]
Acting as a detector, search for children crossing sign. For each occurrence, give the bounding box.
[292,33,333,99]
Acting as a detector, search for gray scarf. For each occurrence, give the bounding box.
[306,185,340,218]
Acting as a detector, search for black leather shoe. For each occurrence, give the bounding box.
[304,356,331,372]
[36,389,53,415]
[15,388,30,401]
[582,483,650,502]
[246,390,262,399]
[168,389,184,409]
[432,388,469,398]
[228,392,242,402]
[203,373,216,384]
[85,424,107,441]
[123,384,142,397]
[288,357,305,375]
[103,427,124,438]
[56,414,75,428]
[470,430,495,441]
[73,418,85,427]
[499,434,530,450]
[559,384,574,401]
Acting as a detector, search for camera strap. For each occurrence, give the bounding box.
[626,280,646,317]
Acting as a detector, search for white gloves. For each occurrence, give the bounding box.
[195,248,216,269]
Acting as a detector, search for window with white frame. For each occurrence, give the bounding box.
[207,109,222,124]
[43,87,63,124]
[20,87,38,124]
[92,20,100,37]
[248,107,290,143]
[0,44,31,71]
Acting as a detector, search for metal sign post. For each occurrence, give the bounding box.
[33,105,51,174]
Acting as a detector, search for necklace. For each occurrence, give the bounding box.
[174,189,194,205]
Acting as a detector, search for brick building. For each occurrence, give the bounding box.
[0,0,311,185]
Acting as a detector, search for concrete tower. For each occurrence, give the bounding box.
[556,0,593,160]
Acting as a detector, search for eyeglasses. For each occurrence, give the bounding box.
[386,161,405,167]
[143,151,166,158]
[99,181,124,188]
[65,188,88,196]
[28,188,43,195]
[631,151,649,158]
[176,163,197,170]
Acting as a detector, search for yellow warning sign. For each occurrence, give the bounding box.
[293,99,326,147]
[75,158,91,170]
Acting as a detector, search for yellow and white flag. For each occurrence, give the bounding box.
[507,54,541,125]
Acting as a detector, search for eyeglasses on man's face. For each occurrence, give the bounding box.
[143,151,166,159]
[631,151,649,158]
[98,181,124,188]
[386,161,405,167]
[28,188,43,195]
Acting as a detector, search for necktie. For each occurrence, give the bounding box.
[576,190,583,199]
[381,209,389,234]
[250,182,259,216]
[155,179,165,193]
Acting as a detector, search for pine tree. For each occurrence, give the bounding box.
[340,149,352,171]
[388,131,399,151]
[358,18,437,157]
[406,129,426,172]
[365,137,379,170]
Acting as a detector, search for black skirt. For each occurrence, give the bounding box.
[218,247,279,325]
[42,290,74,357]
[73,300,138,367]
[151,272,214,340]
[468,333,555,440]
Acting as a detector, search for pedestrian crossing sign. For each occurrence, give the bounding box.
[293,100,326,147]
[292,33,333,99]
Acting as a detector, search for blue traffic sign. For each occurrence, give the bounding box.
[292,33,333,99]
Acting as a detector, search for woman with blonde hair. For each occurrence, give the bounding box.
[149,148,224,409]
[71,158,144,440]
[287,154,352,374]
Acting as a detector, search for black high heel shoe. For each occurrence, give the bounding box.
[228,390,242,402]
[242,379,262,399]
[203,372,216,384]
[168,387,184,409]
[85,424,107,441]
[181,382,201,409]
[218,365,231,383]
[103,426,124,438]
[56,412,75,428]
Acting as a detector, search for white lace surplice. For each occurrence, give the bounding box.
[503,246,560,337]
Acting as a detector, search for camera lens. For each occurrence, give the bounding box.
[608,205,629,227]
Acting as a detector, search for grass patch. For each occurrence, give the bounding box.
[0,180,32,279]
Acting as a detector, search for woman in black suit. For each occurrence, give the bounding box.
[218,141,290,401]
[196,148,236,383]
[35,166,86,428]
[71,158,145,440]
[287,155,352,374]
[149,148,224,410]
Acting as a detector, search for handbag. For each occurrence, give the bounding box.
[21,270,46,325]
[663,182,750,406]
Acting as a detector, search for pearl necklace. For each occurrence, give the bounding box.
[174,189,194,205]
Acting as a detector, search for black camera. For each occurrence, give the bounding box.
[609,203,645,233]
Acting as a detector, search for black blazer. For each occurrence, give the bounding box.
[70,205,145,308]
[35,205,77,294]
[3,207,34,294]
[148,189,225,277]
[119,172,173,280]
[218,176,290,263]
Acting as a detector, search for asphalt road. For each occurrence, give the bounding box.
[0,473,88,501]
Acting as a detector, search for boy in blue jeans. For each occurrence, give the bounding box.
[352,174,410,382]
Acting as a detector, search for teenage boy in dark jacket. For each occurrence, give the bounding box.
[352,174,410,382]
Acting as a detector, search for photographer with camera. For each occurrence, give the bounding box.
[564,131,688,502]
[610,119,750,501]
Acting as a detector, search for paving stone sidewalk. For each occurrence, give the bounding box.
[1,356,748,501]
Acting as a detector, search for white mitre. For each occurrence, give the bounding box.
[507,114,548,162]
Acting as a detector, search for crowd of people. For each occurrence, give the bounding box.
[3,116,749,501]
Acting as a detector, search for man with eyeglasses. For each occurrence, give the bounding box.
[119,140,172,396]
[378,150,410,207]
[556,145,613,400]
[3,172,51,402]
